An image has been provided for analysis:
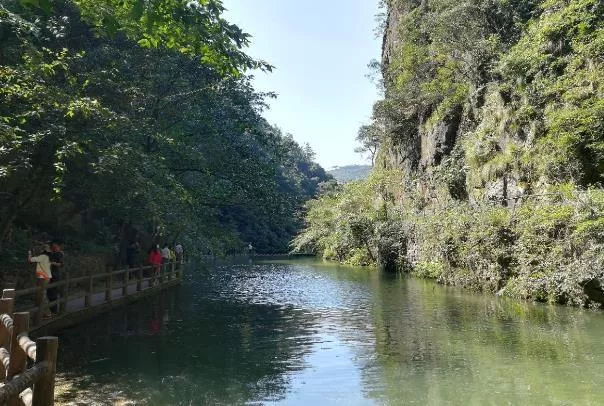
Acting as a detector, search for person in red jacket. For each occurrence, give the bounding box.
[147,245,162,284]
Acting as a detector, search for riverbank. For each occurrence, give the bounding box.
[287,0,604,310]
[293,172,604,308]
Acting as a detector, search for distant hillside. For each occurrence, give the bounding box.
[328,165,372,183]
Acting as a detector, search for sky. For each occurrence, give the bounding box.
[223,0,382,169]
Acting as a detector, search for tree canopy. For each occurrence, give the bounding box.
[1,0,332,267]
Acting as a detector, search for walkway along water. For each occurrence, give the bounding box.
[16,262,182,332]
[0,262,182,405]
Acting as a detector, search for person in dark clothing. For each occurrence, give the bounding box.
[126,241,139,268]
[47,240,64,313]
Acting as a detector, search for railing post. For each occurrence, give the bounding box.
[105,272,113,301]
[7,313,29,383]
[32,336,58,406]
[59,272,70,314]
[2,290,15,299]
[85,275,93,308]
[122,269,129,297]
[0,297,14,380]
[34,280,47,326]
[0,299,15,345]
[136,268,143,292]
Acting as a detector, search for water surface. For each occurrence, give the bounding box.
[54,259,604,405]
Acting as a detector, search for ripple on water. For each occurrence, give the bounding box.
[54,260,604,405]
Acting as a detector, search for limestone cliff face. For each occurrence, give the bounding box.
[381,1,419,78]
[379,1,454,185]
[379,0,422,175]
[378,0,525,206]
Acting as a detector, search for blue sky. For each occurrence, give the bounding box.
[223,0,382,169]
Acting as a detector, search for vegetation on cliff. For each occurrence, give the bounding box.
[0,0,332,272]
[294,0,604,306]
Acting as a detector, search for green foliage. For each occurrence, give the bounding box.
[323,0,604,308]
[61,0,270,74]
[296,171,604,305]
[292,170,400,265]
[354,123,382,166]
[384,0,537,127]
[0,0,330,267]
[498,0,604,185]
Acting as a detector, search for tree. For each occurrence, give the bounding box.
[0,0,331,267]
[354,123,382,166]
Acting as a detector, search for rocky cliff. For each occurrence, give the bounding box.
[377,0,534,206]
[381,0,604,204]
[296,0,604,306]
[374,0,604,302]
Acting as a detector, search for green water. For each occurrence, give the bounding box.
[53,259,604,405]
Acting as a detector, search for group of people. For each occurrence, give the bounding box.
[145,243,184,282]
[126,242,184,269]
[27,239,182,319]
[27,240,64,319]
[147,243,184,265]
[125,241,184,285]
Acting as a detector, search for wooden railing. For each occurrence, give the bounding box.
[13,262,182,329]
[0,262,182,404]
[0,290,58,406]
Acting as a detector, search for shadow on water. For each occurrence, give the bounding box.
[50,259,604,405]
[54,266,319,405]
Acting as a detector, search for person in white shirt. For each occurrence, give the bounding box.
[28,244,53,318]
[175,243,184,265]
[160,243,171,264]
[28,244,52,281]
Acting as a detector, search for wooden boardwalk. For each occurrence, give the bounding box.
[14,263,183,332]
[63,279,151,312]
[0,292,58,406]
[0,263,182,405]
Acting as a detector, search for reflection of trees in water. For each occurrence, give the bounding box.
[55,284,317,405]
[363,276,604,404]
[49,263,604,405]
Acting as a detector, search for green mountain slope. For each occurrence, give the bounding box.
[327,165,372,183]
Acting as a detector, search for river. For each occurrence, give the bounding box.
[53,259,604,405]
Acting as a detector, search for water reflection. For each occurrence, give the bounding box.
[55,266,319,404]
[49,260,604,405]
[365,277,604,405]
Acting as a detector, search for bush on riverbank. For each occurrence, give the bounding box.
[293,171,604,306]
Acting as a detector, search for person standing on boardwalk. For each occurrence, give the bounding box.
[175,243,184,268]
[28,243,54,319]
[126,241,139,268]
[169,245,176,263]
[47,239,64,314]
[147,245,162,283]
[160,243,170,264]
